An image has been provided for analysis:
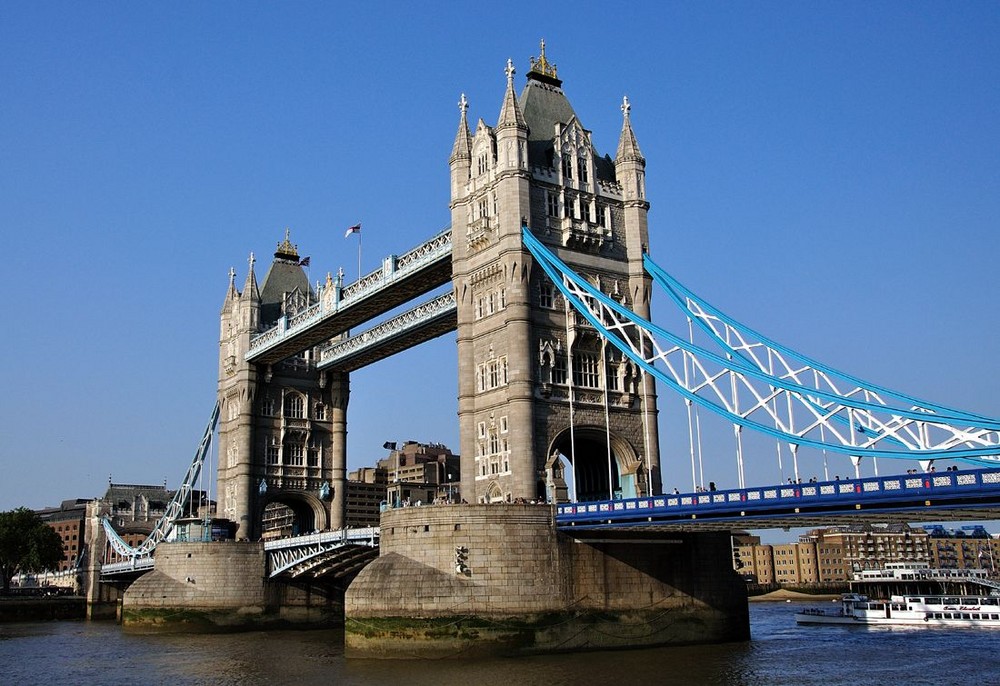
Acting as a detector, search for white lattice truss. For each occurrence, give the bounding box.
[102,403,221,563]
[265,528,380,579]
[523,227,1000,466]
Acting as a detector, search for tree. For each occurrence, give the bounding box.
[0,507,65,594]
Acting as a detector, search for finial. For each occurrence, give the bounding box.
[248,252,255,270]
[505,58,515,86]
[528,39,558,80]
[458,93,468,116]
[275,228,300,259]
[621,95,631,119]
[228,266,236,287]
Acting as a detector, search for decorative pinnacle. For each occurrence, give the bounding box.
[275,228,299,259]
[458,93,468,116]
[505,58,515,86]
[621,95,631,119]
[248,252,255,270]
[228,266,236,287]
[529,38,557,80]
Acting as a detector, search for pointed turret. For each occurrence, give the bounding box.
[221,266,239,309]
[450,94,473,202]
[497,59,527,131]
[615,95,645,165]
[450,93,472,163]
[242,251,260,301]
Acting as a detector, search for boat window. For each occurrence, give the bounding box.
[991,614,999,620]
[924,597,941,605]
[961,613,971,619]
[982,598,998,606]
[943,597,960,604]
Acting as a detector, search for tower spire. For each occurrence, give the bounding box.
[243,251,259,300]
[616,95,644,164]
[526,38,561,87]
[497,58,527,130]
[449,93,472,163]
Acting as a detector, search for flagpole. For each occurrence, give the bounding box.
[358,225,362,281]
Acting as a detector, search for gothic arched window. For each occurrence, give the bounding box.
[284,394,304,419]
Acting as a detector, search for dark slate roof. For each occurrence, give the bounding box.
[518,74,616,182]
[259,257,313,327]
[103,483,169,503]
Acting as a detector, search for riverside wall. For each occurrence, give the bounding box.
[120,541,342,631]
[345,504,749,658]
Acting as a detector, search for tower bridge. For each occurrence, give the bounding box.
[95,42,1000,655]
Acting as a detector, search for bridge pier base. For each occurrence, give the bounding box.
[345,505,749,658]
[119,541,344,631]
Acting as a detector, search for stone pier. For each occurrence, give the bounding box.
[345,505,749,658]
[121,541,343,631]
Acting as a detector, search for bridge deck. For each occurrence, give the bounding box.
[557,468,1000,533]
[318,293,456,372]
[247,231,452,365]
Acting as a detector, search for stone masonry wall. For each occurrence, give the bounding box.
[345,505,749,656]
[349,504,561,617]
[121,541,344,631]
[124,541,270,610]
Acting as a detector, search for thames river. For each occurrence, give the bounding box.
[2,602,998,685]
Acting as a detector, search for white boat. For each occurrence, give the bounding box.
[795,592,1000,627]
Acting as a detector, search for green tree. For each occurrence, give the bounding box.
[0,507,65,594]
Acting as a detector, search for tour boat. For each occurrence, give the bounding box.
[795,592,1000,627]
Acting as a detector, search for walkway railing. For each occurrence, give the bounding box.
[247,229,452,362]
[318,292,456,370]
[556,467,1000,528]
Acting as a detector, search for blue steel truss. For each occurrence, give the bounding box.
[102,403,220,563]
[522,227,1000,466]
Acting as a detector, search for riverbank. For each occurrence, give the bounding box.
[749,589,841,602]
[0,596,86,622]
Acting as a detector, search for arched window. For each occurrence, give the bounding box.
[284,394,304,419]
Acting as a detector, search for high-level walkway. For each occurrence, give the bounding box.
[247,229,452,365]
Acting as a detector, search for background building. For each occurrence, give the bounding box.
[735,523,998,586]
[37,498,91,572]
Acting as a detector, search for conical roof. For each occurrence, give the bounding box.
[259,229,312,327]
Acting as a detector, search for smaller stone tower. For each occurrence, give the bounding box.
[217,232,347,539]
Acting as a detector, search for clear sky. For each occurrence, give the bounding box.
[2,2,998,544]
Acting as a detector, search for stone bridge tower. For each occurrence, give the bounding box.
[217,232,348,540]
[451,44,660,505]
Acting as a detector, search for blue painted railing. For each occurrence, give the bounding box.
[556,468,1000,527]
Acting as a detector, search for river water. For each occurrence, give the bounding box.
[2,602,998,685]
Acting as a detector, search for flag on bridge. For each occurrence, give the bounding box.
[299,256,310,267]
[344,223,362,238]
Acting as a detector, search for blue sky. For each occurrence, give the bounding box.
[2,2,998,544]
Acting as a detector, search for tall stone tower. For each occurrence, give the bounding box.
[217,232,348,539]
[451,44,660,505]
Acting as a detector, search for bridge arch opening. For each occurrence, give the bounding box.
[259,492,327,539]
[549,426,644,503]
